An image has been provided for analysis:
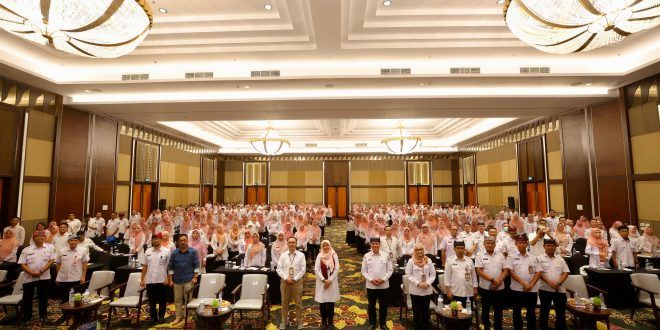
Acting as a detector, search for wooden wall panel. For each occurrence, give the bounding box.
[561,110,594,220]
[324,161,349,186]
[89,116,118,218]
[53,107,89,221]
[591,100,633,224]
[518,137,545,182]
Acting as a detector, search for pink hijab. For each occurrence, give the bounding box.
[189,229,208,262]
[0,230,18,260]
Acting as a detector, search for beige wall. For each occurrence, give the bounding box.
[115,134,132,213]
[546,131,565,213]
[432,159,453,203]
[475,144,519,214]
[351,160,405,205]
[21,111,55,223]
[222,160,243,203]
[270,161,323,203]
[160,146,201,206]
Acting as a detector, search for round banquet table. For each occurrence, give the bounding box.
[60,300,102,330]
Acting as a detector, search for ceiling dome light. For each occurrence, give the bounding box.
[383,1,393,6]
[0,0,153,58]
[381,124,421,155]
[503,0,660,54]
[159,8,168,14]
[264,4,273,10]
[249,126,290,155]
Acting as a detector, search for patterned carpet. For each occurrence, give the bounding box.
[0,222,657,329]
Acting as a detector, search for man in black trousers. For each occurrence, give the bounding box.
[140,233,171,324]
[361,238,393,330]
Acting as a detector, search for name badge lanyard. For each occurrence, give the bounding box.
[288,253,296,278]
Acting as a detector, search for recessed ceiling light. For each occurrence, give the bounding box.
[497,0,505,4]
[244,85,250,89]
[84,89,91,93]
[585,82,593,86]
[159,7,167,14]
[264,4,273,10]
[383,0,392,6]
[419,83,425,86]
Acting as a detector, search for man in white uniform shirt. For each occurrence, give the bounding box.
[496,226,518,257]
[538,239,569,330]
[361,237,393,330]
[523,214,537,235]
[52,222,71,253]
[277,237,307,330]
[6,217,26,246]
[86,212,105,239]
[611,225,639,269]
[66,214,82,237]
[379,226,401,265]
[506,235,541,330]
[544,210,559,232]
[105,213,120,245]
[117,212,130,242]
[140,233,171,325]
[529,225,551,256]
[129,210,141,226]
[475,237,507,330]
[55,235,88,303]
[444,241,478,307]
[18,231,56,325]
[439,225,460,267]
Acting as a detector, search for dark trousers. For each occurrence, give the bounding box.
[511,290,537,330]
[146,283,167,320]
[320,226,325,237]
[57,281,84,302]
[539,290,567,330]
[410,294,431,330]
[319,302,335,326]
[308,243,320,261]
[326,216,332,226]
[478,288,504,330]
[451,295,468,307]
[366,288,388,327]
[22,279,49,320]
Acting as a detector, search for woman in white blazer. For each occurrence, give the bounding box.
[314,240,340,330]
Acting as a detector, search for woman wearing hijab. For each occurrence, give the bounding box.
[228,223,242,260]
[553,222,573,256]
[405,243,436,330]
[0,229,19,262]
[160,231,176,251]
[585,228,611,268]
[314,240,340,330]
[400,227,415,256]
[271,232,287,269]
[573,217,588,239]
[308,219,322,260]
[638,226,660,255]
[46,221,59,244]
[295,223,309,255]
[128,223,146,256]
[180,215,192,236]
[416,224,436,255]
[210,225,229,262]
[189,229,208,273]
[282,222,294,240]
[244,232,266,267]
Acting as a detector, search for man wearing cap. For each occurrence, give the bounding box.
[538,238,569,330]
[475,237,507,330]
[361,237,393,330]
[444,241,478,307]
[18,231,56,325]
[55,234,88,301]
[140,233,171,325]
[505,235,541,330]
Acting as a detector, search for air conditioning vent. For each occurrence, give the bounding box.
[449,67,480,74]
[121,73,149,81]
[381,68,411,75]
[185,72,214,79]
[520,67,550,74]
[355,143,368,148]
[305,143,317,148]
[250,70,280,77]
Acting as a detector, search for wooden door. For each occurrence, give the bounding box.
[524,182,547,214]
[466,185,476,206]
[408,186,419,205]
[246,187,258,205]
[132,183,154,216]
[327,187,337,215]
[537,183,547,213]
[0,178,7,227]
[202,186,212,204]
[337,186,347,218]
[419,186,429,205]
[257,187,268,204]
[132,184,142,213]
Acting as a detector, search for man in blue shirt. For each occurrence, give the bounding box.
[167,234,199,326]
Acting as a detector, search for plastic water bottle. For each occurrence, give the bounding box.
[466,297,472,314]
[68,289,74,303]
[599,293,606,309]
[437,293,443,311]
[574,292,581,306]
[218,292,222,304]
[83,289,90,303]
[197,301,205,315]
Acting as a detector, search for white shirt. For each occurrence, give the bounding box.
[439,236,459,260]
[18,244,56,283]
[140,246,170,284]
[585,244,612,268]
[523,221,538,235]
[474,250,506,290]
[79,237,104,252]
[400,239,415,256]
[118,218,130,235]
[610,238,637,268]
[314,253,340,303]
[106,218,120,238]
[505,251,540,292]
[405,258,436,296]
[243,244,267,267]
[444,255,477,297]
[528,232,550,256]
[52,232,71,253]
[538,254,569,293]
[495,236,517,256]
[380,236,401,262]
[277,250,307,282]
[56,246,89,282]
[545,217,559,232]
[67,219,82,236]
[361,251,394,289]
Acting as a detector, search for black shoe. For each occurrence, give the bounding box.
[39,317,48,324]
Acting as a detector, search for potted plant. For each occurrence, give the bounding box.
[450,301,459,317]
[591,296,602,312]
[74,293,83,307]
[211,299,220,315]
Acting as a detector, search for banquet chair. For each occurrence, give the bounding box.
[106,272,147,328]
[630,273,660,328]
[231,274,269,329]
[579,265,590,277]
[0,272,25,325]
[564,275,607,300]
[81,270,115,300]
[184,273,226,328]
[0,270,7,283]
[399,274,437,320]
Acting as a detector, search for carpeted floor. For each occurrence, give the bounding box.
[0,221,657,329]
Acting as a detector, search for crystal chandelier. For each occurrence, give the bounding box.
[0,0,152,58]
[249,126,290,155]
[503,0,660,54]
[381,124,421,155]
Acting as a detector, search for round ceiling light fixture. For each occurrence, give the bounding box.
[503,0,660,54]
[264,4,273,10]
[0,0,153,58]
[383,1,393,7]
[249,126,290,155]
[381,123,421,155]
